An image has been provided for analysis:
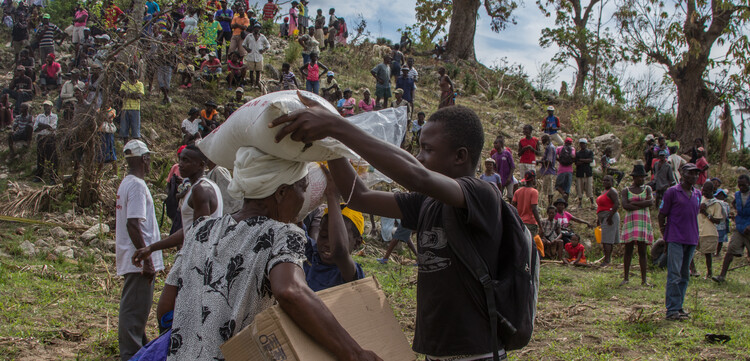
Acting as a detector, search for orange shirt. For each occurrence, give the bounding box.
[512,186,539,225]
[231,15,249,36]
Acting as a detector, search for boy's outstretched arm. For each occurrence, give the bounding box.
[270,91,465,209]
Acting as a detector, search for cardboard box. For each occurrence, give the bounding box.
[221,276,415,361]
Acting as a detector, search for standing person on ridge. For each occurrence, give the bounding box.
[542,106,563,145]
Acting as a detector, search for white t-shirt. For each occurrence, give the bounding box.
[181,118,201,136]
[34,113,58,136]
[115,174,164,276]
[668,154,686,182]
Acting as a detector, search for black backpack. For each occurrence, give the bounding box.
[443,192,539,358]
[558,145,574,166]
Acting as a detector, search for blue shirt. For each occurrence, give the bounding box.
[544,115,559,134]
[659,185,701,245]
[215,9,233,33]
[302,227,364,292]
[734,191,750,233]
[337,98,345,108]
[145,1,160,15]
[396,76,415,103]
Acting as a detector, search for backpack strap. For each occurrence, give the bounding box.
[442,193,516,361]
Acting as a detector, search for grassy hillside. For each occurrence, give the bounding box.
[1,28,749,361]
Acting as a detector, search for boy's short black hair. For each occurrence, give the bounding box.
[184,144,208,162]
[417,111,425,117]
[427,106,484,169]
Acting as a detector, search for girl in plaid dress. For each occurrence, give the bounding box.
[620,164,655,286]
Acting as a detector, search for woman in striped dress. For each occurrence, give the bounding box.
[620,164,655,286]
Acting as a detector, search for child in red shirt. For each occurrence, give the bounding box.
[563,233,586,265]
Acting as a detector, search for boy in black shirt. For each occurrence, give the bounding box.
[271,93,509,360]
[574,138,595,208]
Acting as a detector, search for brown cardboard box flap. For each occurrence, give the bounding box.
[221,276,415,361]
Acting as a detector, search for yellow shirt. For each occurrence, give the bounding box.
[698,199,722,238]
[120,81,144,111]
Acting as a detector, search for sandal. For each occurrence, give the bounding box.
[705,334,731,344]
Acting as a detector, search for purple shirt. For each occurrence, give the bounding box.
[491,148,514,186]
[540,143,557,176]
[659,184,701,245]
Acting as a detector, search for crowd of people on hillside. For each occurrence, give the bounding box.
[478,106,749,324]
[3,1,750,361]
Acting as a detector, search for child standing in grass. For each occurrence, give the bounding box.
[714,189,731,256]
[694,181,722,278]
[479,158,502,190]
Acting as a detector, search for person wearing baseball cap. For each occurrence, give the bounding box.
[116,139,164,360]
[713,174,750,283]
[321,70,338,101]
[575,138,595,208]
[542,105,563,145]
[653,148,675,207]
[32,100,59,183]
[658,162,701,320]
[513,170,543,236]
[396,65,416,114]
[479,157,502,190]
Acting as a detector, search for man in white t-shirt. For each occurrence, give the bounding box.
[115,140,164,361]
[181,107,202,144]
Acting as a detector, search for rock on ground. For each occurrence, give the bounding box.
[81,224,110,242]
[49,226,70,240]
[20,240,36,257]
[593,133,622,159]
[54,246,75,259]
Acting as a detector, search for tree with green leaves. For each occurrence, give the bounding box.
[538,0,618,99]
[402,0,453,47]
[615,0,750,147]
[421,0,519,61]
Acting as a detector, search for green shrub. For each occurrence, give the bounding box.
[570,106,590,135]
[284,42,302,65]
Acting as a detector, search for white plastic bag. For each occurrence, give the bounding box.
[199,90,356,168]
[297,163,327,221]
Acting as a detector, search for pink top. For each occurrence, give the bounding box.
[359,98,375,112]
[42,62,61,78]
[306,62,319,81]
[554,211,574,229]
[343,97,356,115]
[74,9,88,27]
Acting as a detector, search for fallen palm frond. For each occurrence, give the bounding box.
[0,181,62,218]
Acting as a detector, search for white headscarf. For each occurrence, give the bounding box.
[228,147,309,200]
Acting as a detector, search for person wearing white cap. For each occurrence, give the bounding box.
[116,139,164,361]
[574,138,595,208]
[542,105,563,145]
[321,70,338,101]
[32,100,58,183]
[152,146,381,361]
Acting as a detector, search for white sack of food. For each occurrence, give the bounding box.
[297,162,327,221]
[199,90,356,168]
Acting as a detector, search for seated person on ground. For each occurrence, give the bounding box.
[563,232,586,265]
[200,52,222,82]
[181,107,202,144]
[540,205,564,260]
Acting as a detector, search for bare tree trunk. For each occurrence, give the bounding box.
[445,0,480,62]
[573,57,589,100]
[672,73,720,151]
[742,112,746,151]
